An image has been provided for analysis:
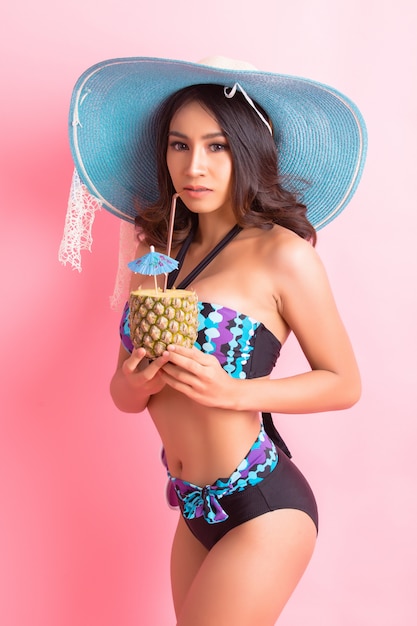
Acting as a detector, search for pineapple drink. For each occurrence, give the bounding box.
[129,288,198,359]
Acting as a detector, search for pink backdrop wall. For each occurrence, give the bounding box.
[1,1,416,624]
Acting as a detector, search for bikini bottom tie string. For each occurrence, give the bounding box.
[179,483,230,524]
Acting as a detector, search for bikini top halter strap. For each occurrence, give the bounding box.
[167,223,243,290]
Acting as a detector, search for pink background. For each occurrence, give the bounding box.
[1,1,416,624]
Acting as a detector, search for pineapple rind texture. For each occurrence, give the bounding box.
[129,289,198,359]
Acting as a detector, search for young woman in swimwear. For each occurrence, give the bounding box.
[63,57,367,625]
[111,87,361,623]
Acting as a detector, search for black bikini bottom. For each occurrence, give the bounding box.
[179,449,319,551]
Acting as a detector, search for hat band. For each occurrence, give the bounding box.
[224,83,273,135]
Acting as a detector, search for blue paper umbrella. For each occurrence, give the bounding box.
[128,246,179,291]
[128,246,179,275]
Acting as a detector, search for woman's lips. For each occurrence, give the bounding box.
[182,186,211,198]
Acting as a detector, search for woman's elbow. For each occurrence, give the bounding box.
[337,371,362,409]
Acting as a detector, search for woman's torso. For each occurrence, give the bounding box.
[128,225,293,484]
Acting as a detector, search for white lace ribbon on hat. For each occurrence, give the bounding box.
[58,169,101,272]
[58,169,137,310]
[224,83,273,135]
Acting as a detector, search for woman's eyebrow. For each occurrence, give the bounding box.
[168,130,226,140]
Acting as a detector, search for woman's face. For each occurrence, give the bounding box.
[166,100,234,220]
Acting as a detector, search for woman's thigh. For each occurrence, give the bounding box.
[176,508,317,626]
[170,515,209,617]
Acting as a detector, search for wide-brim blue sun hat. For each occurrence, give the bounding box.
[68,55,367,228]
[60,56,367,276]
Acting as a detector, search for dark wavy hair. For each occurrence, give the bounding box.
[135,84,316,247]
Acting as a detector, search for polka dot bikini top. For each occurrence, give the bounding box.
[120,299,281,379]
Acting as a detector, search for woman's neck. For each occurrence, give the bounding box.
[194,214,238,249]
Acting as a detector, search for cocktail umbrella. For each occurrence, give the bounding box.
[128,246,179,292]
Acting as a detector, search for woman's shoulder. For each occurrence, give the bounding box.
[237,224,319,275]
[253,225,326,295]
[258,225,318,267]
[260,226,331,308]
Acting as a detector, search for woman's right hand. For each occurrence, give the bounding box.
[110,346,170,413]
[121,347,170,396]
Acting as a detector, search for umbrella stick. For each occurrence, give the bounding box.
[163,193,180,291]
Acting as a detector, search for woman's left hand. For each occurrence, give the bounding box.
[160,345,239,408]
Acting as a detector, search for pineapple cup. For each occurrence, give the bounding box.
[129,289,199,359]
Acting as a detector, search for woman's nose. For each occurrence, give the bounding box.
[185,147,207,176]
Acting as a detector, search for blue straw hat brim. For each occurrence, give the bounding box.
[69,56,367,229]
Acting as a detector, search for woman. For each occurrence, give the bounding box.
[61,57,367,625]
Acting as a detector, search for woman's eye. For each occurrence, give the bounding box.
[210,143,228,152]
[169,141,188,151]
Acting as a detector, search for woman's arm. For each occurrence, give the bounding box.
[237,234,361,413]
